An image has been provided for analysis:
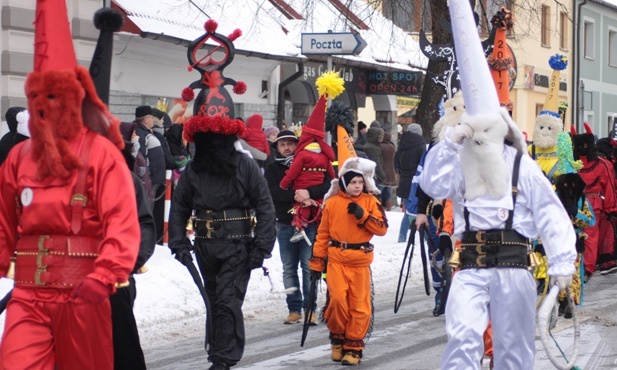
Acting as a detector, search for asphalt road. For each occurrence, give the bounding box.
[144,272,617,369]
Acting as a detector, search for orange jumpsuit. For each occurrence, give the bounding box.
[0,130,140,370]
[309,191,387,352]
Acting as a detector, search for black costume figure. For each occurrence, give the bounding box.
[168,130,276,370]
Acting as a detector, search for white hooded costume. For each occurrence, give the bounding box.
[418,1,577,369]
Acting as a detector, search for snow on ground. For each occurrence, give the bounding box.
[0,210,428,347]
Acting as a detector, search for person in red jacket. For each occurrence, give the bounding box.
[0,2,140,369]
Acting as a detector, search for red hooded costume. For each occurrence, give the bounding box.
[0,2,139,369]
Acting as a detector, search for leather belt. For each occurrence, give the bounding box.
[193,209,254,240]
[14,235,100,288]
[460,229,530,269]
[330,240,374,253]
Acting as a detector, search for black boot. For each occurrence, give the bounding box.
[209,364,230,370]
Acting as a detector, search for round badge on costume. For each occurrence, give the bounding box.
[21,188,33,206]
[497,208,508,221]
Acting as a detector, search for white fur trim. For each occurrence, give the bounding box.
[15,110,30,138]
[234,140,252,158]
[324,157,381,201]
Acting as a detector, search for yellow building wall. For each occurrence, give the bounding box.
[507,1,574,140]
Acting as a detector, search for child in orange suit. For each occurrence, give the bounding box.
[309,157,388,366]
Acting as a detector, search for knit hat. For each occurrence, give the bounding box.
[5,107,26,132]
[324,157,380,201]
[338,170,364,192]
[407,123,422,136]
[274,130,298,143]
[135,105,153,119]
[358,121,367,131]
[264,125,279,138]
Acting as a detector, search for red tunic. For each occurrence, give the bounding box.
[0,130,139,286]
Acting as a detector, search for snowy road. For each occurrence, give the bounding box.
[143,273,617,370]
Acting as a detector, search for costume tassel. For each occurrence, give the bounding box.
[316,70,345,99]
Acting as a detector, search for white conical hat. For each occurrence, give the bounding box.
[449,0,500,116]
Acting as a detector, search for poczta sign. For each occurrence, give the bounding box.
[366,70,423,96]
[301,33,367,55]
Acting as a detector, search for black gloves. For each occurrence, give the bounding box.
[248,249,265,270]
[347,202,364,220]
[310,270,322,281]
[431,203,444,220]
[438,235,452,254]
[172,245,193,266]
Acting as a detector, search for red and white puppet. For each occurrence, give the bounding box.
[279,71,341,240]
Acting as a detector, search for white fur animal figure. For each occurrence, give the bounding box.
[433,91,466,141]
[459,112,509,200]
[532,114,562,149]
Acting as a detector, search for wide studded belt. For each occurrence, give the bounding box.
[459,230,530,269]
[14,235,100,289]
[193,209,254,240]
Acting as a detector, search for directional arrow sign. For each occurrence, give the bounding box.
[301,32,367,56]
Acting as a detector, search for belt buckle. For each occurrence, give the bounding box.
[475,231,486,243]
[205,219,214,239]
[34,268,46,286]
[475,245,487,267]
[341,242,348,249]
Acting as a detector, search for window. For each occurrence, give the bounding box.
[560,12,568,50]
[610,30,617,67]
[584,21,595,59]
[541,5,550,47]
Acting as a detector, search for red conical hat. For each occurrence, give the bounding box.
[33,0,77,72]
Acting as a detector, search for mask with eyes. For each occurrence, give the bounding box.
[458,110,510,200]
[572,133,597,161]
[555,173,586,210]
[532,114,562,149]
[433,91,466,142]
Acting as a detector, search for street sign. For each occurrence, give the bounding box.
[301,32,367,56]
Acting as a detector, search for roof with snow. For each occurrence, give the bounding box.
[112,0,428,72]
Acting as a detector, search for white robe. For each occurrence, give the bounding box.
[418,128,577,370]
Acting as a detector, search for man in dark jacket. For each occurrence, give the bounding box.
[394,123,426,242]
[264,130,331,325]
[0,107,29,166]
[134,105,167,242]
[380,131,397,210]
[364,127,387,186]
[168,115,276,370]
[113,134,156,370]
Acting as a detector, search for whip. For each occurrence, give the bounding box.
[537,283,581,370]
